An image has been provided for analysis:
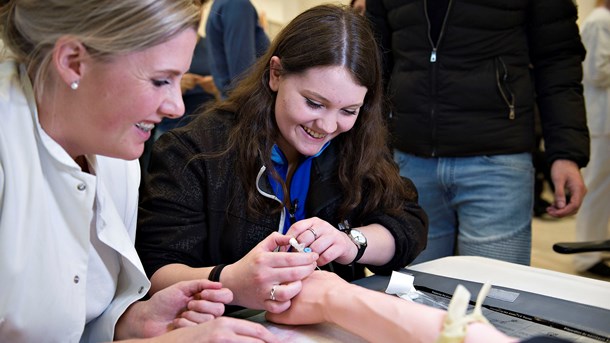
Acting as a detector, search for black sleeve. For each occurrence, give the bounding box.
[527,0,589,168]
[136,123,211,278]
[361,177,429,275]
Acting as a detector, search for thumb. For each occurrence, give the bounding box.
[553,182,567,209]
[177,279,222,295]
[258,232,293,252]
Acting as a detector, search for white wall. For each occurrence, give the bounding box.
[252,0,350,38]
[577,0,597,25]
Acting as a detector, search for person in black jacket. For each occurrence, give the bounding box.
[136,4,428,315]
[367,0,589,265]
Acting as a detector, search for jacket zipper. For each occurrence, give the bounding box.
[288,199,298,225]
[425,0,453,156]
[495,57,516,120]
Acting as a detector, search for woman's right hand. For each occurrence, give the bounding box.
[220,232,319,313]
[266,270,346,326]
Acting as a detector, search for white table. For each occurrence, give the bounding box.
[408,256,610,310]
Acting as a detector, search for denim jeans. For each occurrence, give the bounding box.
[394,150,534,265]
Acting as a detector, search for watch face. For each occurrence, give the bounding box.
[351,230,366,245]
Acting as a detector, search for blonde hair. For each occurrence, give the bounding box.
[0,0,202,95]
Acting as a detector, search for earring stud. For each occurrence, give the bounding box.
[70,80,79,90]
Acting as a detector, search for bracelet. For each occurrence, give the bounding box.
[208,264,227,282]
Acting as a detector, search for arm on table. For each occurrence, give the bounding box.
[266,271,517,343]
[149,233,318,314]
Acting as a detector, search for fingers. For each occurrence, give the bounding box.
[174,278,223,297]
[286,219,356,266]
[167,318,278,343]
[187,298,226,318]
[548,159,586,218]
[548,180,586,218]
[211,317,278,343]
[264,281,304,314]
[173,312,216,328]
[268,280,302,302]
[197,287,233,304]
[268,260,318,287]
[316,243,349,266]
[256,232,319,269]
[258,232,295,252]
[548,188,584,217]
[263,281,303,313]
[285,218,324,241]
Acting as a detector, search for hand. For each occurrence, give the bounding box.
[351,0,366,15]
[116,279,233,339]
[221,232,319,313]
[196,75,219,98]
[547,159,586,218]
[265,271,347,325]
[285,217,358,266]
[180,73,200,93]
[147,317,278,343]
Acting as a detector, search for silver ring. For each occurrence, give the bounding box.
[307,227,318,240]
[270,284,278,301]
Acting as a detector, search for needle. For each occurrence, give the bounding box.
[289,237,321,270]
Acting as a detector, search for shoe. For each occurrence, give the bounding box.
[586,261,610,277]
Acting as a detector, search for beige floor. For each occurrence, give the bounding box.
[531,215,610,283]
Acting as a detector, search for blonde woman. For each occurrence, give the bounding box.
[0,0,274,341]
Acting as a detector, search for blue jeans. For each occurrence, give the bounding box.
[395,151,534,265]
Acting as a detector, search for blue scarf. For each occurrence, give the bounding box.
[267,142,330,234]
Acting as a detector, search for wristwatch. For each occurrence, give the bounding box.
[338,220,367,264]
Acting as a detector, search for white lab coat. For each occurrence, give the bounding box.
[581,6,610,137]
[574,6,610,271]
[0,60,150,342]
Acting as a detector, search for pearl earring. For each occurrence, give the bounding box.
[70,80,79,90]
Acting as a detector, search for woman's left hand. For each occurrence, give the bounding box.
[285,217,358,266]
[117,279,233,338]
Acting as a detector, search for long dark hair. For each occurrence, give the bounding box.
[208,4,411,218]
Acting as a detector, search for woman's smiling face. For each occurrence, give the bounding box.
[53,28,198,161]
[268,56,368,164]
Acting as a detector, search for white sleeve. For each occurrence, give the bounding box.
[582,19,610,88]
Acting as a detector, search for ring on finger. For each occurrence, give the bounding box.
[307,226,318,240]
[270,284,278,301]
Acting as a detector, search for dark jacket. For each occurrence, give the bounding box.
[205,0,270,98]
[367,0,589,167]
[136,111,428,282]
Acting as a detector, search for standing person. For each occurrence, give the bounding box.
[574,0,610,277]
[0,0,275,342]
[367,0,589,265]
[350,0,366,16]
[136,4,428,314]
[205,0,270,98]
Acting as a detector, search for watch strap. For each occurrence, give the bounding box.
[352,238,366,263]
[338,220,367,264]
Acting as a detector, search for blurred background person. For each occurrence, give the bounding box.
[205,0,269,98]
[574,0,610,277]
[350,0,365,16]
[140,4,220,175]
